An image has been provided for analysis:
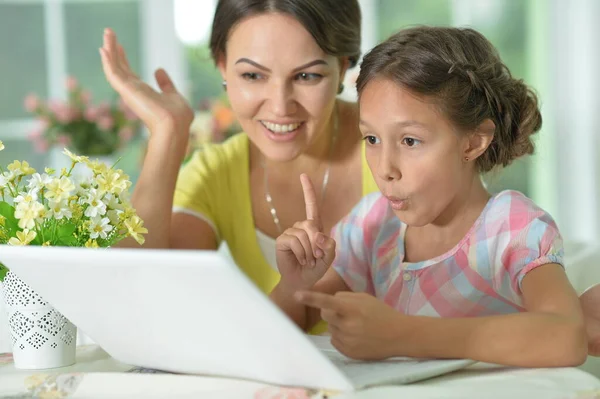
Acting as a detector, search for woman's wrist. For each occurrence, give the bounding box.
[146,131,188,162]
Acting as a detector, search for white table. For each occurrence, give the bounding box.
[1,345,599,398]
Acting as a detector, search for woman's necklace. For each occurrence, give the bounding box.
[262,107,339,234]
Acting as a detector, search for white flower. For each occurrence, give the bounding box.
[106,209,122,225]
[84,188,107,218]
[13,192,38,205]
[88,216,113,239]
[27,173,53,193]
[14,201,45,230]
[46,176,75,202]
[74,179,92,197]
[48,199,72,220]
[0,171,15,188]
[0,140,4,151]
[103,193,123,211]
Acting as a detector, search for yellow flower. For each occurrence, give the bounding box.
[124,215,148,245]
[46,176,75,202]
[62,148,89,164]
[44,167,56,175]
[7,160,35,176]
[24,373,49,390]
[85,159,109,175]
[0,140,4,151]
[42,241,51,246]
[8,229,37,246]
[14,201,45,230]
[97,170,131,195]
[85,239,99,248]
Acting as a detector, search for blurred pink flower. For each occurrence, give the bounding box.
[27,127,43,141]
[84,106,100,122]
[48,99,65,114]
[38,118,50,130]
[57,135,72,147]
[80,90,92,104]
[66,76,78,92]
[118,126,135,142]
[50,101,77,124]
[98,116,114,131]
[24,94,40,112]
[97,101,112,116]
[33,138,49,153]
[23,79,144,155]
[253,388,311,399]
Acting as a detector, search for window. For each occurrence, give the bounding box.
[0,3,47,120]
[64,1,141,102]
[0,0,144,181]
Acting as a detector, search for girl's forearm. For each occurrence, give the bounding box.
[118,132,187,248]
[392,312,587,367]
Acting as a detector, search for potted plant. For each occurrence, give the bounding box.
[0,140,147,369]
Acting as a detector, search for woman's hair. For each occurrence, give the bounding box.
[357,26,542,172]
[209,0,362,68]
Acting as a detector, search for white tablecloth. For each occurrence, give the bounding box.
[1,345,600,398]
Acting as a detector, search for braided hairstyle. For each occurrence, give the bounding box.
[356,26,541,172]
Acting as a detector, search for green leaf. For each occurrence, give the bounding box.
[0,262,8,282]
[0,201,18,236]
[56,222,78,246]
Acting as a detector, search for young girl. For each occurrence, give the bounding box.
[270,26,588,367]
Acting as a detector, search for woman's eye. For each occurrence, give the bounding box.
[241,72,262,81]
[403,137,421,147]
[363,135,380,145]
[295,72,322,82]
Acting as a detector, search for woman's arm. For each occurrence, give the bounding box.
[297,263,587,366]
[99,29,218,250]
[115,134,219,250]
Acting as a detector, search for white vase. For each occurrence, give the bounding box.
[2,271,76,369]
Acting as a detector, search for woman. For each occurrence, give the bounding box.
[99,0,377,295]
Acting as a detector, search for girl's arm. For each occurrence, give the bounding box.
[270,267,349,330]
[297,263,587,367]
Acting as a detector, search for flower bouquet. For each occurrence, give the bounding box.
[0,140,147,369]
[24,76,141,156]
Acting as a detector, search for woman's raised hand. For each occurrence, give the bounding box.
[99,28,194,139]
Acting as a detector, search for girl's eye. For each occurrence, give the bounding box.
[241,72,263,81]
[363,135,380,145]
[295,72,322,82]
[403,137,421,147]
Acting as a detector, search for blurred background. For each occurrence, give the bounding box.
[0,0,599,247]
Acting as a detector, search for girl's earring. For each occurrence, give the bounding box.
[337,83,344,95]
[222,81,227,90]
[464,157,470,162]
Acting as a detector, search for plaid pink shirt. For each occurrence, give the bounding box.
[331,190,564,317]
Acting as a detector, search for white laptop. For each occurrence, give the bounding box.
[0,245,475,391]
